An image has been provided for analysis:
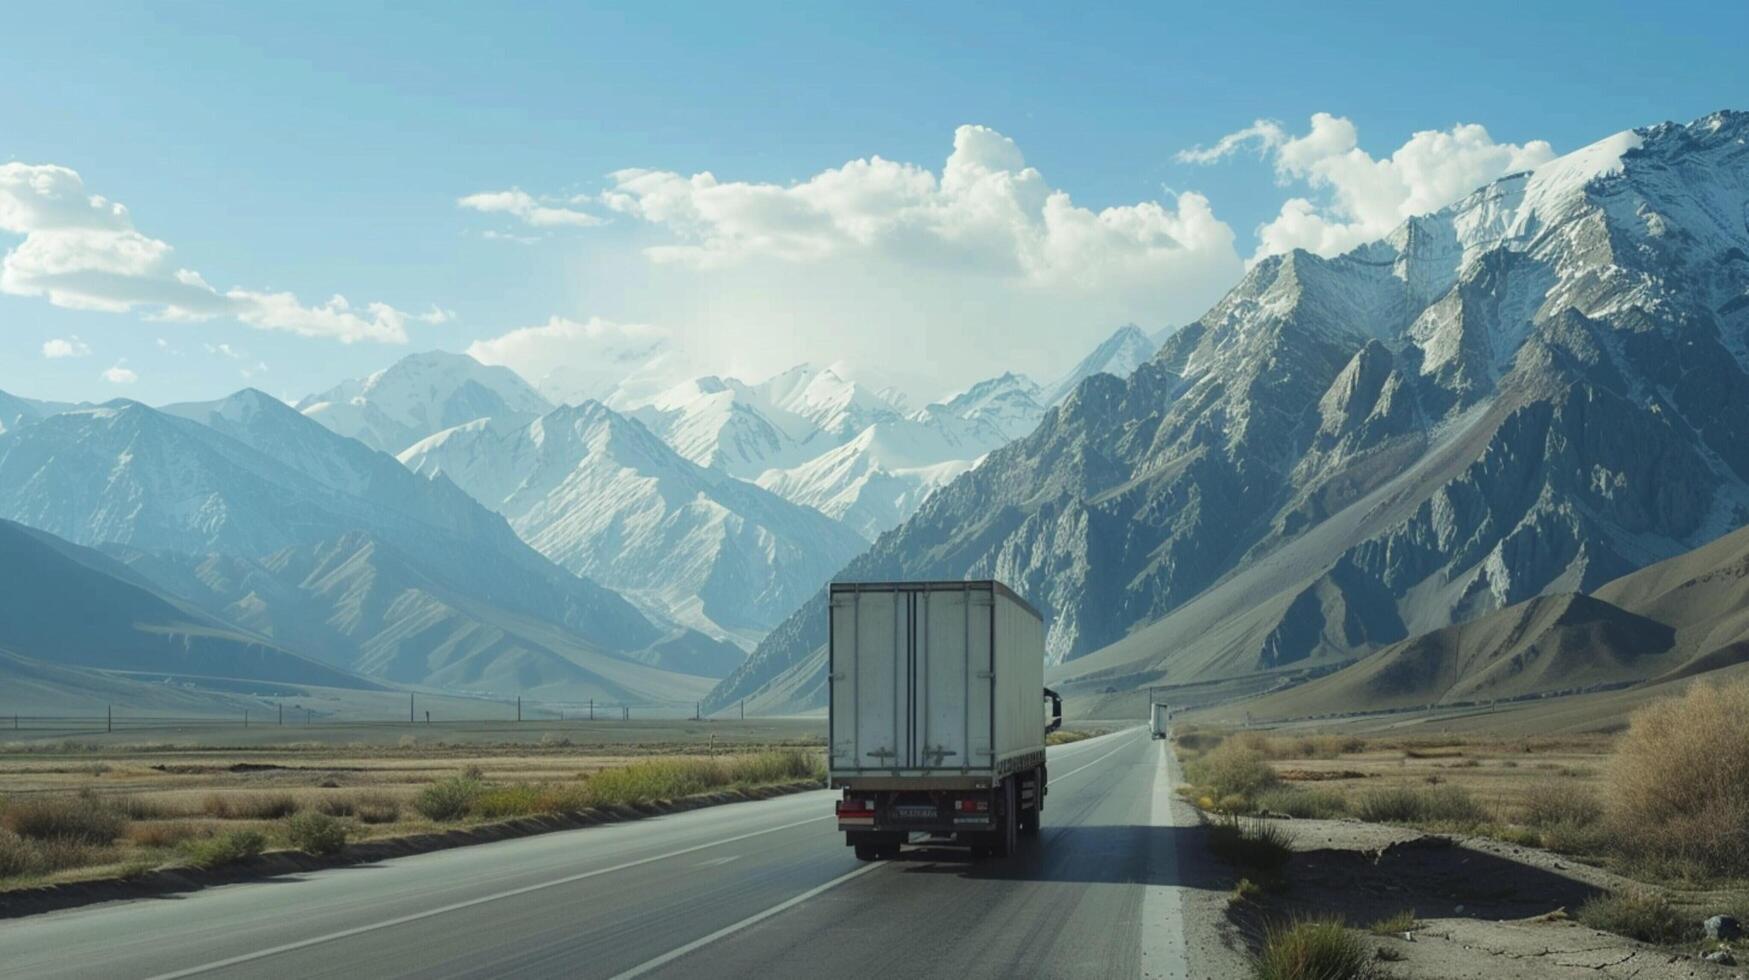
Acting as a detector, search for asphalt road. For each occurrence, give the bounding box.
[0,728,1237,979]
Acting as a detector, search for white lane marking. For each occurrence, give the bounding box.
[147,734,1139,980]
[1140,736,1191,979]
[607,862,882,980]
[611,731,1147,978]
[696,855,741,868]
[142,811,835,980]
[1051,732,1143,783]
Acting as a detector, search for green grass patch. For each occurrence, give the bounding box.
[1367,909,1417,935]
[1576,890,1692,945]
[1208,814,1294,872]
[284,812,348,855]
[178,829,266,869]
[1252,918,1382,980]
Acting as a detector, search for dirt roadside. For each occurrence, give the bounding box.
[1226,817,1745,978]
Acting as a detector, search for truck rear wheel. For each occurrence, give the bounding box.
[990,779,1019,857]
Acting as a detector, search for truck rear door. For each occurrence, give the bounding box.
[830,586,994,774]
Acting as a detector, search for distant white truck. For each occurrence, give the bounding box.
[1151,701,1170,739]
[829,581,1061,861]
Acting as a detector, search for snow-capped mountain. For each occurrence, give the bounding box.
[0,389,731,699]
[708,110,1749,716]
[398,401,866,649]
[933,372,1048,441]
[628,375,828,479]
[296,351,553,454]
[1043,324,1159,406]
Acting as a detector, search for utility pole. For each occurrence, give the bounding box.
[244,710,249,729]
[588,699,594,721]
[278,702,283,726]
[695,701,700,721]
[409,692,415,724]
[107,705,112,733]
[517,696,522,723]
[740,699,745,720]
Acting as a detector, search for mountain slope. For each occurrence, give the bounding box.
[0,391,725,700]
[399,402,864,650]
[1239,521,1749,720]
[296,351,553,454]
[0,518,371,689]
[710,110,1749,716]
[1043,324,1158,405]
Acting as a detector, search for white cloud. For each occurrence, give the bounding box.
[0,162,443,343]
[597,124,1242,292]
[458,189,603,228]
[41,335,91,358]
[466,315,688,405]
[101,362,137,384]
[1181,113,1556,259]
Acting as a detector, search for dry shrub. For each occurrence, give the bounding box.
[2,794,127,844]
[284,813,347,855]
[179,829,266,869]
[1354,785,1484,827]
[1184,740,1280,805]
[1606,678,1749,878]
[414,776,482,822]
[202,793,300,820]
[1576,890,1691,945]
[1254,786,1349,820]
[0,828,114,878]
[1521,783,1603,830]
[128,821,200,848]
[352,792,402,825]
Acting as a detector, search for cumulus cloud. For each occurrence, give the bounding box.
[467,315,690,405]
[458,189,603,228]
[1180,113,1556,259]
[101,362,137,384]
[597,124,1241,292]
[42,335,91,358]
[0,162,444,343]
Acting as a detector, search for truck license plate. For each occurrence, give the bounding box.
[894,805,936,820]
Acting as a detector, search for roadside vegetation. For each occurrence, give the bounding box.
[1177,678,1749,963]
[1177,679,1749,884]
[0,737,825,892]
[1251,918,1383,980]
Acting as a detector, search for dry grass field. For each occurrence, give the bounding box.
[0,719,827,891]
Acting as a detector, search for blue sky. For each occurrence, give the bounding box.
[2,0,1745,405]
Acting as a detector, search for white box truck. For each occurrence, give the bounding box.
[1151,702,1170,739]
[829,581,1061,861]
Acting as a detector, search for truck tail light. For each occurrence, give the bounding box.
[836,799,874,816]
[955,798,989,813]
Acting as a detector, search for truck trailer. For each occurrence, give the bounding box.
[829,581,1061,861]
[1151,701,1170,739]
